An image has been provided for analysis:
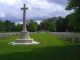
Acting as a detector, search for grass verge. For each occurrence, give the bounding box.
[0,32,80,60]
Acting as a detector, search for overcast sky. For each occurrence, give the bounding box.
[0,0,71,23]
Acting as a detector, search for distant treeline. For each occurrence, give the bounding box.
[0,16,80,32]
[0,20,22,32]
[0,0,80,32]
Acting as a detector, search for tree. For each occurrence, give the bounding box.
[15,24,22,32]
[56,17,68,32]
[40,17,56,32]
[66,13,80,32]
[3,20,13,32]
[0,20,23,32]
[27,20,38,32]
[0,20,4,32]
[66,0,80,32]
[66,0,80,13]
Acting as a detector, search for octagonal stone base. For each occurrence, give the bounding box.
[15,39,33,43]
[9,38,40,45]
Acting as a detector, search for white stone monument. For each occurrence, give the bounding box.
[10,4,39,45]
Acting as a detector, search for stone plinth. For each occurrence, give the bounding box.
[20,31,30,39]
[15,39,33,43]
[9,31,39,45]
[9,41,39,45]
[15,31,33,43]
[9,38,39,45]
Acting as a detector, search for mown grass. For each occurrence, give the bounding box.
[0,32,80,60]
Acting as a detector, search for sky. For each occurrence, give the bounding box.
[0,0,71,23]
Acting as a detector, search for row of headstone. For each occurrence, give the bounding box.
[49,32,80,43]
[49,32,80,38]
[0,32,20,39]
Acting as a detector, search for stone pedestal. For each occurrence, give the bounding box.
[15,31,32,43]
[9,30,39,45]
[9,31,39,45]
[20,31,30,39]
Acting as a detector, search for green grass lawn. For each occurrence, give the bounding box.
[0,32,80,60]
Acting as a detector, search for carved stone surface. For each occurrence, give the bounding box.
[20,31,30,39]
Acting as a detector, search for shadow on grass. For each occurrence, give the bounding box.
[0,44,80,60]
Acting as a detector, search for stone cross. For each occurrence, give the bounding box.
[21,4,28,31]
[9,4,39,45]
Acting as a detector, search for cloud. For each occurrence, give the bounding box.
[27,0,69,18]
[0,10,5,17]
[0,0,70,22]
[46,0,67,5]
[0,0,17,5]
